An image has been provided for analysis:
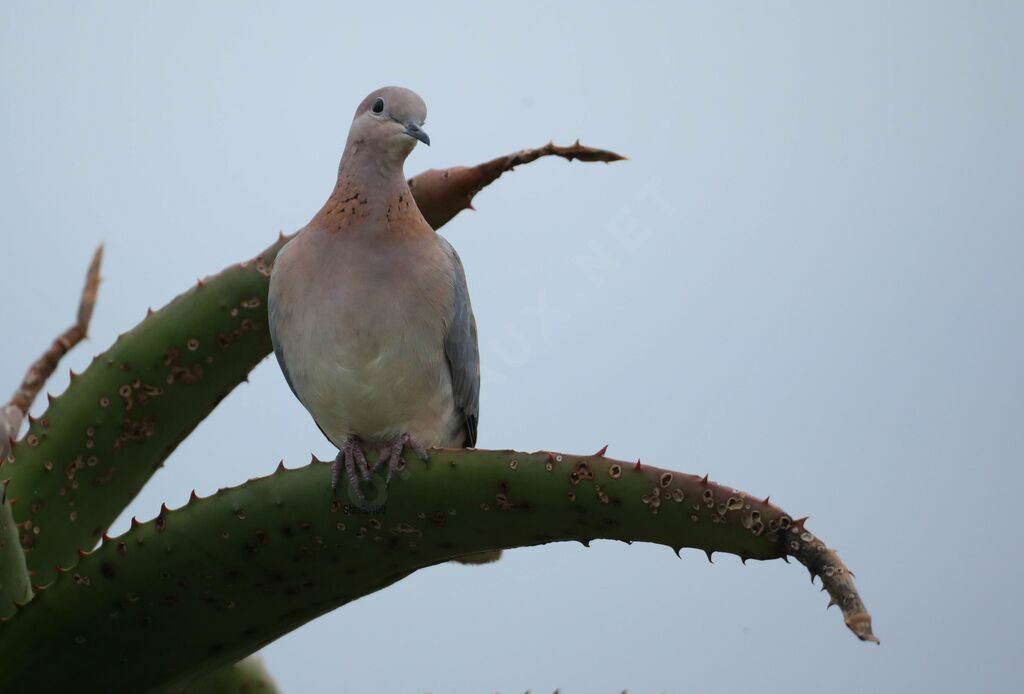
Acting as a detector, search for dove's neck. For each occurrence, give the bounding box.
[312,144,423,234]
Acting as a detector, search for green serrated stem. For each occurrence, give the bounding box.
[0,450,875,694]
[3,237,285,585]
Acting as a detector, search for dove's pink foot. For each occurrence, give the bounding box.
[375,433,429,482]
[331,437,371,493]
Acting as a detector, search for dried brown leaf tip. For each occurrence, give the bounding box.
[500,140,627,167]
[76,244,104,330]
[6,244,104,422]
[788,524,879,644]
[408,140,626,229]
[533,139,627,164]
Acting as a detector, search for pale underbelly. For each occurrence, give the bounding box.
[289,338,460,449]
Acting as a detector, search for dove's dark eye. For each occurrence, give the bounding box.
[371,98,384,114]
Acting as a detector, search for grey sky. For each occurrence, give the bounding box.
[2,2,1021,692]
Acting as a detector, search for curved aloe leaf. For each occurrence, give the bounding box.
[3,238,283,585]
[0,450,875,694]
[2,143,624,585]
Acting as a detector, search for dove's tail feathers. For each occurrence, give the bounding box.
[451,550,503,565]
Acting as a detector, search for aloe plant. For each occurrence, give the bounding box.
[0,143,875,693]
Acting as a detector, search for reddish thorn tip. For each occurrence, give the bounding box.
[276,460,286,473]
[704,550,714,564]
[160,503,170,514]
[700,474,709,485]
[130,516,140,528]
[189,490,200,502]
[146,307,154,317]
[547,452,555,462]
[101,533,111,542]
[47,393,55,403]
[594,444,608,457]
[76,548,87,558]
[633,458,642,471]
[763,495,771,505]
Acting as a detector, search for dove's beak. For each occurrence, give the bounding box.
[404,122,430,146]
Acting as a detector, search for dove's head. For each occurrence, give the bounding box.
[347,86,429,164]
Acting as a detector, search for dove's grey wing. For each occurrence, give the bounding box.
[267,240,301,401]
[267,237,340,447]
[268,306,298,400]
[438,235,480,447]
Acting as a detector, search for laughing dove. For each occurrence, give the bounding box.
[268,86,480,506]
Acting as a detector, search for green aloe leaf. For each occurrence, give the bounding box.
[3,237,284,585]
[0,450,875,694]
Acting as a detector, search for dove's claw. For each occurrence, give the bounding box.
[331,437,370,495]
[405,435,430,463]
[375,433,429,483]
